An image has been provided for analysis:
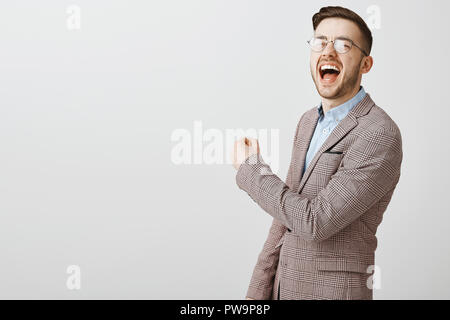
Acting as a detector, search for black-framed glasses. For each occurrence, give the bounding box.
[307,36,368,56]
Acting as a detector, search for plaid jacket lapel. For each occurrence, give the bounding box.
[289,108,319,192]
[295,94,376,194]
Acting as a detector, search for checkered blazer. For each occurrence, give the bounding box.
[236,93,402,300]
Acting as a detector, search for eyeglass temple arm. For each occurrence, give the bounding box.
[351,42,369,56]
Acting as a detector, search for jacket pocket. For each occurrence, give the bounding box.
[316,257,370,274]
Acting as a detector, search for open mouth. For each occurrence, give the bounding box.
[319,64,341,83]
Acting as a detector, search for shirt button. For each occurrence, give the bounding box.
[323,128,328,134]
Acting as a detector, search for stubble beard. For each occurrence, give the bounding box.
[311,63,361,100]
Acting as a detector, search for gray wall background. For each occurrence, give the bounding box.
[0,0,449,299]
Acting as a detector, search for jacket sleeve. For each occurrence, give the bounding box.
[236,127,402,242]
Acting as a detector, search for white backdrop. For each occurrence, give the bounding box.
[0,0,449,299]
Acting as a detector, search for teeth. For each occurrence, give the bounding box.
[320,65,340,72]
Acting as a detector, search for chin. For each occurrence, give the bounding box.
[317,83,342,99]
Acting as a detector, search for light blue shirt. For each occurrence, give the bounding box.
[302,86,366,176]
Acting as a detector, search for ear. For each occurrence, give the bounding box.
[361,55,374,74]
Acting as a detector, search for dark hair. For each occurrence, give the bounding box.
[312,6,373,55]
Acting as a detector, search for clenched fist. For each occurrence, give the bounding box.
[231,137,260,170]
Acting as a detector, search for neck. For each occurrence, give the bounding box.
[321,86,361,114]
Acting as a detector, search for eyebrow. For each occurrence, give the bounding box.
[315,34,353,42]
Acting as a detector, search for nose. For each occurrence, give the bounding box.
[321,41,337,57]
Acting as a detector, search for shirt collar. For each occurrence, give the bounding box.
[317,86,366,122]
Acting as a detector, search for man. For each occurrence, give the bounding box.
[231,6,402,300]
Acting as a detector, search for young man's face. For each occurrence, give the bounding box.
[310,17,369,100]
